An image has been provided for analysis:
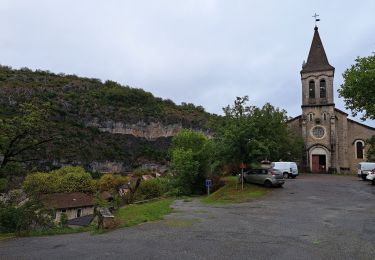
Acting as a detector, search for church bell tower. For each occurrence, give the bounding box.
[300,26,337,173]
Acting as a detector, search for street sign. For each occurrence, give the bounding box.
[205,179,212,187]
[240,163,247,169]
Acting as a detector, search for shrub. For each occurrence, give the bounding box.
[97,174,128,192]
[23,166,95,195]
[171,148,199,195]
[135,178,170,200]
[60,213,68,227]
[0,200,52,235]
[0,178,8,192]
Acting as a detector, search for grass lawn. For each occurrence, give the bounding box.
[0,226,92,240]
[201,176,269,204]
[0,199,174,240]
[0,233,16,241]
[115,198,174,228]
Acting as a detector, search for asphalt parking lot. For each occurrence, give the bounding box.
[1,174,375,260]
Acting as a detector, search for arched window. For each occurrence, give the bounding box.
[355,140,365,159]
[323,112,327,121]
[320,79,326,98]
[309,80,315,98]
[308,113,313,121]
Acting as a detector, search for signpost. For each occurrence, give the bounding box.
[240,163,247,190]
[205,179,212,195]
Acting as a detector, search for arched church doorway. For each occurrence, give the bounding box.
[309,146,330,173]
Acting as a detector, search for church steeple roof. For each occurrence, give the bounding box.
[301,26,334,73]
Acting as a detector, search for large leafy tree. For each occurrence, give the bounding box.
[338,54,375,120]
[0,99,55,176]
[170,129,210,195]
[23,166,95,195]
[214,96,303,167]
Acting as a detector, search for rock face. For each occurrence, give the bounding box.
[86,119,204,140]
[88,161,130,173]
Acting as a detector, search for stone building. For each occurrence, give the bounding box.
[288,26,375,173]
[40,192,95,224]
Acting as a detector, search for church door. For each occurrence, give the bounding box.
[312,155,320,173]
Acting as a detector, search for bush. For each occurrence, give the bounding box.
[171,148,199,195]
[0,178,8,192]
[135,178,170,200]
[0,200,52,235]
[23,166,95,195]
[60,213,68,227]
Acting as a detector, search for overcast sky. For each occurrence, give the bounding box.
[1,0,375,126]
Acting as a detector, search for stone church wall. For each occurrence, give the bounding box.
[287,116,301,135]
[346,119,375,173]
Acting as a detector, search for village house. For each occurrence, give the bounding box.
[40,192,95,225]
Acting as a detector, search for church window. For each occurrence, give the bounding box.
[312,126,325,139]
[323,113,327,120]
[309,80,315,98]
[320,79,326,98]
[355,140,365,159]
[308,113,313,121]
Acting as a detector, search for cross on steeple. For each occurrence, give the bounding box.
[312,13,320,27]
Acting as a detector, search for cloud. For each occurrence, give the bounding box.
[1,0,375,126]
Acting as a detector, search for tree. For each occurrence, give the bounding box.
[0,199,52,235]
[214,96,303,168]
[97,173,128,192]
[23,166,95,195]
[338,54,375,120]
[171,148,199,195]
[0,99,55,176]
[366,136,375,161]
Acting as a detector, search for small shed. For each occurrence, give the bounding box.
[98,207,115,229]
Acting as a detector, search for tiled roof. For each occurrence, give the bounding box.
[67,214,95,226]
[40,192,94,209]
[100,191,113,200]
[301,27,334,73]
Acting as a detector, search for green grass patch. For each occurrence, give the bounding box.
[116,198,174,228]
[0,226,93,240]
[0,233,15,240]
[201,176,269,204]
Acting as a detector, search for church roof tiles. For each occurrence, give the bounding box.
[301,26,335,73]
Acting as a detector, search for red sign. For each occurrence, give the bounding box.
[240,163,247,169]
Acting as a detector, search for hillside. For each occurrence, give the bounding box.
[0,65,215,173]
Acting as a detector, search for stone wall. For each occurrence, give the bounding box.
[346,119,375,173]
[55,206,94,222]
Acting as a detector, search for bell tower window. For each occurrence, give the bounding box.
[308,113,314,121]
[309,80,315,98]
[320,79,326,98]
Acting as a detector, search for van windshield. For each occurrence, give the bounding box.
[361,163,375,171]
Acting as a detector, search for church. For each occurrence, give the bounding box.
[288,26,375,173]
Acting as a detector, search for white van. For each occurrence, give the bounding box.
[271,162,299,179]
[357,162,375,180]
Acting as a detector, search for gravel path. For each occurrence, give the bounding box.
[1,174,375,260]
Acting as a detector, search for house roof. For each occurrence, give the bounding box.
[67,214,95,226]
[40,192,94,209]
[100,191,113,200]
[301,27,335,73]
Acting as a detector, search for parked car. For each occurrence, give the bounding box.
[241,168,284,187]
[365,169,375,184]
[271,162,299,179]
[357,162,375,180]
